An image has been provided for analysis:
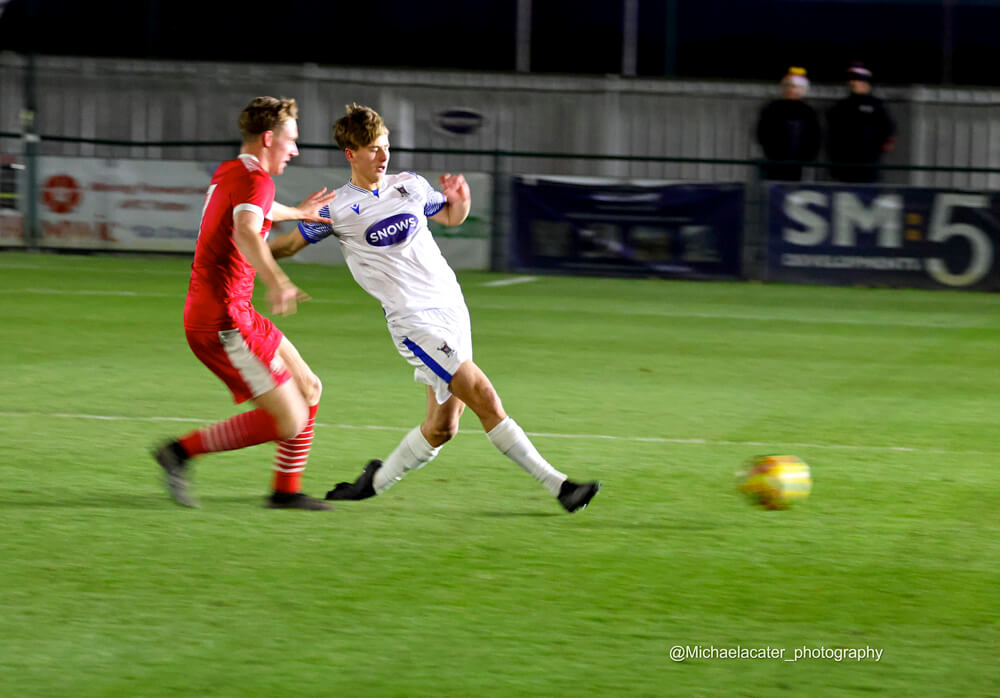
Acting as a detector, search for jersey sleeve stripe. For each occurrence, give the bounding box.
[424,191,446,218]
[234,203,264,220]
[298,221,330,244]
[297,204,334,243]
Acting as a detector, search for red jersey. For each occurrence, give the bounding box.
[184,154,276,331]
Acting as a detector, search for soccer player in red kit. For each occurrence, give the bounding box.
[153,96,336,510]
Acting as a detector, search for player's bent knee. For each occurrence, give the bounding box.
[470,385,504,424]
[422,412,461,446]
[428,423,459,444]
[304,373,322,406]
[279,414,308,440]
[273,399,309,440]
[451,365,503,417]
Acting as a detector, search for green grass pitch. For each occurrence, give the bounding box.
[1,251,998,696]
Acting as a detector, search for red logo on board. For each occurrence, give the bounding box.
[42,175,82,214]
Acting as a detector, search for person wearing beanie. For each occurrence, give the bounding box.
[826,62,896,183]
[755,67,822,182]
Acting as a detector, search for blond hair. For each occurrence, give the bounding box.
[238,97,298,142]
[333,103,389,150]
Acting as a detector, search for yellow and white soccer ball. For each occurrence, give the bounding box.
[738,455,812,509]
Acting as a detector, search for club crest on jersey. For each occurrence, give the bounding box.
[365,213,419,247]
[437,342,454,357]
[395,185,410,198]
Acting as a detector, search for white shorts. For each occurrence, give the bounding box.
[387,306,473,404]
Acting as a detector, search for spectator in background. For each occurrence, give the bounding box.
[826,62,896,183]
[755,66,822,181]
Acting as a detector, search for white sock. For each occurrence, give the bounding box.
[374,426,441,494]
[486,417,566,496]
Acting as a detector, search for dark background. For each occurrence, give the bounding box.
[0,0,998,85]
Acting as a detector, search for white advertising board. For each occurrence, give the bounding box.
[32,157,491,269]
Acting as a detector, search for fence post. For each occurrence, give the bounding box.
[22,138,42,252]
[743,160,767,281]
[22,129,40,251]
[21,51,40,251]
[490,149,507,272]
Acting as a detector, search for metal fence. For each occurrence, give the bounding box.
[4,129,1000,280]
[6,52,1000,189]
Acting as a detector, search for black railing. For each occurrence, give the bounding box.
[5,130,1000,175]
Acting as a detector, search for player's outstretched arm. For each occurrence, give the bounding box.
[271,187,337,223]
[269,229,310,259]
[234,210,309,315]
[430,173,471,227]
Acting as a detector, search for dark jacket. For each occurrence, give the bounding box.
[826,93,896,183]
[756,99,822,181]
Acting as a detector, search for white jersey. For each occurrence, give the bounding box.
[297,172,465,321]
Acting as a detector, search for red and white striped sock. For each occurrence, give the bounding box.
[178,408,281,458]
[271,403,318,494]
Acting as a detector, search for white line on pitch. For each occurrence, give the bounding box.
[7,286,991,330]
[0,263,187,275]
[481,276,538,287]
[0,410,995,457]
[6,288,361,304]
[472,302,992,330]
[22,288,174,297]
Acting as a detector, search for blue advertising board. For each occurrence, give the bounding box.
[511,178,744,279]
[767,183,1000,290]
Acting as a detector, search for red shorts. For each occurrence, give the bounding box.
[186,314,290,404]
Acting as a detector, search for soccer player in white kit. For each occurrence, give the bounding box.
[269,104,599,512]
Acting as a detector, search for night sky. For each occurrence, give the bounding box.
[1,0,999,85]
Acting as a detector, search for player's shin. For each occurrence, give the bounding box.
[178,408,282,457]
[374,426,441,494]
[272,403,318,493]
[486,417,566,495]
